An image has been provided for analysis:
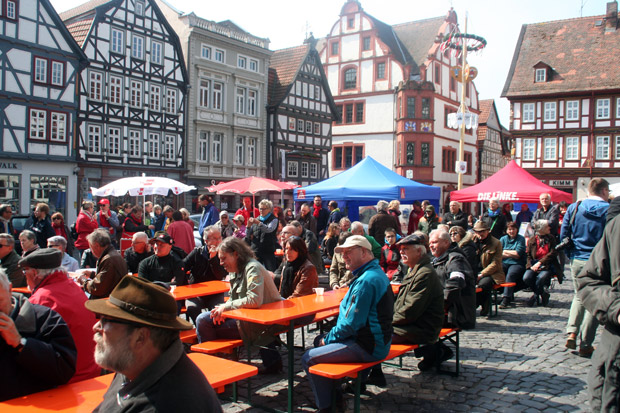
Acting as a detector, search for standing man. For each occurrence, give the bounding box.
[85,276,222,412]
[0,204,14,235]
[25,203,55,249]
[0,233,25,287]
[77,229,127,299]
[296,203,318,235]
[302,235,393,411]
[326,201,343,227]
[245,199,279,271]
[198,195,219,237]
[515,203,534,229]
[442,201,467,230]
[407,201,424,235]
[369,200,400,245]
[481,198,507,240]
[144,201,154,235]
[75,201,99,257]
[312,195,330,239]
[235,196,260,224]
[532,193,560,236]
[563,178,609,357]
[95,199,119,247]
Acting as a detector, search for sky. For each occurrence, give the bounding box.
[50,0,609,127]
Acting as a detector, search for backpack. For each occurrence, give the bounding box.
[70,222,78,240]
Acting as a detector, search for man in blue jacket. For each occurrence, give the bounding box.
[197,195,218,237]
[562,178,609,357]
[302,235,393,412]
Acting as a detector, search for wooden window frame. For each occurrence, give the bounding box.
[332,143,365,170]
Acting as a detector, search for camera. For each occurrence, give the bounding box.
[555,237,573,252]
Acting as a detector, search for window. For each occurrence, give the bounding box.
[288,118,296,131]
[445,107,457,129]
[166,88,177,114]
[565,137,579,160]
[297,119,304,132]
[30,176,67,218]
[164,135,175,160]
[313,122,321,135]
[235,136,244,164]
[406,142,415,165]
[87,124,101,154]
[333,144,364,170]
[34,58,47,83]
[435,64,440,84]
[50,112,66,142]
[616,136,620,159]
[151,41,162,65]
[522,138,535,160]
[376,62,385,79]
[51,61,64,86]
[214,49,224,63]
[132,35,144,59]
[306,121,312,134]
[464,152,473,175]
[130,80,143,107]
[314,85,321,101]
[236,87,245,114]
[111,29,124,54]
[247,90,256,116]
[29,109,46,140]
[347,17,354,28]
[442,147,457,173]
[108,127,120,156]
[535,68,546,82]
[148,132,160,158]
[128,130,141,157]
[237,56,246,69]
[310,163,318,178]
[450,77,456,92]
[522,103,535,122]
[355,103,364,123]
[343,68,357,89]
[421,98,430,119]
[5,0,17,19]
[597,99,610,119]
[135,0,144,16]
[249,59,258,72]
[247,137,256,166]
[0,174,20,212]
[89,71,102,101]
[201,45,211,59]
[198,132,209,162]
[543,137,557,160]
[566,100,579,121]
[421,143,430,166]
[596,136,610,159]
[406,97,415,118]
[331,42,339,56]
[149,84,160,111]
[211,133,222,163]
[544,102,556,121]
[211,82,222,110]
[109,76,122,105]
[301,162,308,177]
[199,80,210,108]
[287,161,298,177]
[362,36,371,51]
[335,105,343,124]
[617,98,620,119]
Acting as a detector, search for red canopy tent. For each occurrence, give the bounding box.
[450,160,573,203]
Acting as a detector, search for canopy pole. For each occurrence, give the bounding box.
[457,15,468,191]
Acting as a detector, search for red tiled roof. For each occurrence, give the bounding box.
[268,44,309,106]
[59,0,110,21]
[502,12,620,97]
[65,18,94,48]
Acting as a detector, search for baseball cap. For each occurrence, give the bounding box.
[334,235,372,254]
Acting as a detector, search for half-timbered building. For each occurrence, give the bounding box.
[267,38,338,195]
[502,1,620,198]
[61,0,188,205]
[477,99,511,182]
[0,0,87,221]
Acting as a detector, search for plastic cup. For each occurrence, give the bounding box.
[314,287,324,296]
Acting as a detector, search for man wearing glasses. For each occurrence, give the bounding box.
[123,232,153,274]
[0,233,24,287]
[245,199,278,271]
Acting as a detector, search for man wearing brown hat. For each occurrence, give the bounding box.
[85,276,222,412]
[77,229,127,299]
[472,220,505,316]
[138,232,185,286]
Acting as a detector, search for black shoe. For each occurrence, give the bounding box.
[526,294,537,307]
[438,344,454,364]
[541,291,550,307]
[365,366,387,387]
[480,301,490,316]
[342,380,366,395]
[499,297,511,309]
[258,359,283,375]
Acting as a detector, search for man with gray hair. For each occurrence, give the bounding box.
[351,221,382,259]
[289,220,323,274]
[77,229,127,299]
[0,233,24,287]
[245,199,279,271]
[532,193,559,236]
[481,197,507,240]
[369,200,400,245]
[124,231,153,274]
[47,235,79,272]
[0,267,76,401]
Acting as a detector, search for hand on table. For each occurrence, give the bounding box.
[211,305,226,324]
[0,312,22,347]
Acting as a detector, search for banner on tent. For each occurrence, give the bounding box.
[297,189,306,199]
[477,192,519,201]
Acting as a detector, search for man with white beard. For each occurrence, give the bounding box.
[85,276,222,412]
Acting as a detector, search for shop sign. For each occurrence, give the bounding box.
[550,180,574,187]
[0,162,21,170]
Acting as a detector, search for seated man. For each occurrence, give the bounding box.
[472,221,505,316]
[289,220,323,274]
[124,231,153,274]
[20,248,99,383]
[138,232,186,287]
[499,222,527,308]
[302,235,393,411]
[85,276,222,412]
[0,233,25,287]
[47,236,80,272]
[379,227,405,280]
[77,229,127,299]
[350,221,382,259]
[0,268,76,401]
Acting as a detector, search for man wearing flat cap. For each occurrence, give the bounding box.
[472,220,505,316]
[138,231,186,287]
[86,275,222,412]
[302,235,394,411]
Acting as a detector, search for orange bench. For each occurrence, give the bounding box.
[491,282,517,317]
[191,339,244,355]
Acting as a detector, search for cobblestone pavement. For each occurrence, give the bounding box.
[218,268,593,412]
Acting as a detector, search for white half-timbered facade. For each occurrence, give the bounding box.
[61,0,188,200]
[0,0,87,221]
[267,39,338,191]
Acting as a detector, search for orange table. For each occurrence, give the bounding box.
[224,288,348,412]
[0,353,258,412]
[172,280,230,300]
[12,287,30,295]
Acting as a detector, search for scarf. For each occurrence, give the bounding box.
[313,206,321,219]
[535,236,550,261]
[52,221,68,239]
[487,209,499,217]
[258,212,272,222]
[280,256,305,299]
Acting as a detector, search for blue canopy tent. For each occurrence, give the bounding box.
[294,156,440,221]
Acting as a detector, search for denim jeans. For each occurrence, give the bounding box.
[185,293,225,325]
[502,263,525,298]
[566,259,599,348]
[302,335,378,410]
[523,268,553,295]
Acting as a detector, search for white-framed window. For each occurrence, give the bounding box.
[301,162,308,177]
[287,161,298,177]
[108,127,121,156]
[130,80,143,108]
[310,163,318,179]
[565,137,579,160]
[313,122,321,135]
[297,119,304,133]
[135,0,144,16]
[237,55,247,69]
[596,136,610,159]
[535,68,546,82]
[249,59,258,72]
[164,135,175,160]
[314,85,321,101]
[214,49,224,63]
[29,109,46,140]
[109,76,123,105]
[597,99,610,119]
[87,124,101,154]
[148,132,160,158]
[149,84,160,111]
[247,90,256,116]
[132,35,144,60]
[111,28,124,54]
[566,100,579,121]
[522,103,535,122]
[128,130,141,157]
[34,58,47,83]
[198,131,209,162]
[166,88,177,114]
[235,87,245,114]
[306,121,312,134]
[288,118,296,131]
[617,98,620,119]
[211,133,222,163]
[543,137,557,160]
[6,0,16,19]
[544,102,556,121]
[151,41,162,65]
[235,136,245,165]
[212,82,223,110]
[50,112,66,142]
[615,136,620,160]
[522,138,535,160]
[247,137,256,166]
[89,71,102,101]
[199,79,210,108]
[201,44,211,59]
[50,61,64,86]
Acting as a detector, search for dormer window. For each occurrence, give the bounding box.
[347,17,354,29]
[535,68,546,83]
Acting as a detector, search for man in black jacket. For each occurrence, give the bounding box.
[532,193,560,237]
[245,199,278,271]
[481,197,507,240]
[123,232,153,274]
[138,233,186,287]
[442,201,467,230]
[312,195,330,239]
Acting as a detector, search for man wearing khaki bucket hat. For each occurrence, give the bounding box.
[85,276,222,412]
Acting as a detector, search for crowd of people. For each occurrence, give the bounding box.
[2,179,620,412]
